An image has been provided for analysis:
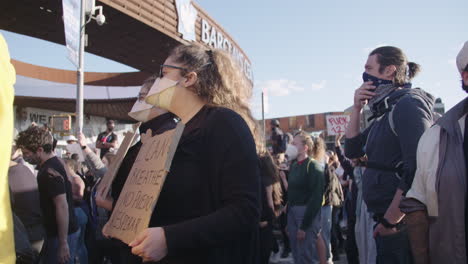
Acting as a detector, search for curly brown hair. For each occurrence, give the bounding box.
[15,125,54,153]
[168,44,264,153]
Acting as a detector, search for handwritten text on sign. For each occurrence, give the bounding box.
[103,123,184,244]
[97,123,141,198]
[326,115,350,135]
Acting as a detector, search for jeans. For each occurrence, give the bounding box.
[41,230,80,264]
[320,205,333,262]
[287,206,322,264]
[355,200,377,264]
[74,207,88,264]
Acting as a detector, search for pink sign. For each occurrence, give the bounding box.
[326,115,350,135]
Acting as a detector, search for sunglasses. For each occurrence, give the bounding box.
[158,64,189,78]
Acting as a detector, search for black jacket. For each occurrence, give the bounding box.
[345,87,434,214]
[112,107,261,264]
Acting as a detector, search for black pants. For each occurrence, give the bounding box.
[278,211,291,253]
[345,216,359,264]
[331,207,344,258]
[259,223,274,264]
[375,226,413,264]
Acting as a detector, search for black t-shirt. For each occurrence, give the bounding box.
[37,156,78,236]
[97,131,117,158]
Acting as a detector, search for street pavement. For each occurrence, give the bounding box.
[270,253,349,264]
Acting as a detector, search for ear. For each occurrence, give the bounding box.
[385,65,397,78]
[182,72,198,87]
[36,147,44,156]
[462,71,468,84]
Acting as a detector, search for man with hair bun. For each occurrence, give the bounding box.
[16,126,79,264]
[401,41,468,264]
[345,46,435,263]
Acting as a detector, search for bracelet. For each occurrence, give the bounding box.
[380,217,398,228]
[81,145,87,150]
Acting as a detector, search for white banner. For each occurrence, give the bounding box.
[326,114,350,136]
[175,0,198,41]
[62,0,81,67]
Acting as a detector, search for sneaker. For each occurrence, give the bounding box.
[269,251,280,263]
[280,250,290,259]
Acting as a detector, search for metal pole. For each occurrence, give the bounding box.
[76,0,85,133]
[261,91,265,140]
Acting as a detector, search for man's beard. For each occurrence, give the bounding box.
[24,155,40,165]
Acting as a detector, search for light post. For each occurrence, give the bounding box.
[76,0,106,133]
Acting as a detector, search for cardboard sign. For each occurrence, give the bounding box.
[102,122,185,244]
[97,122,141,197]
[326,115,350,135]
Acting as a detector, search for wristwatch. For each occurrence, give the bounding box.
[81,145,87,150]
[380,218,398,229]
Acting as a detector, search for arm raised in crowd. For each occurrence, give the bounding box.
[78,133,106,174]
[345,81,375,158]
[335,134,354,176]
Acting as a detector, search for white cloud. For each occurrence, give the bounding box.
[311,80,327,91]
[362,43,389,54]
[255,79,304,97]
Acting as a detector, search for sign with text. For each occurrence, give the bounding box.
[97,122,141,197]
[62,0,81,67]
[102,123,185,244]
[326,115,350,135]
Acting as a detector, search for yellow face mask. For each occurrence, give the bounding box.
[145,77,178,111]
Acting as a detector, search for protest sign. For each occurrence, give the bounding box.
[102,122,185,244]
[326,114,350,135]
[62,0,81,67]
[97,122,141,197]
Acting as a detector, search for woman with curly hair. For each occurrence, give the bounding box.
[112,44,263,264]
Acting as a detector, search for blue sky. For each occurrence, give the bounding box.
[2,0,467,119]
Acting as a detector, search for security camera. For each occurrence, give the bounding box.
[96,13,106,25]
[90,5,105,26]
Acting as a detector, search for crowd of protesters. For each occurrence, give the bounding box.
[4,39,468,264]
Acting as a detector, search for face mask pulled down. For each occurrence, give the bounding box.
[145,77,178,111]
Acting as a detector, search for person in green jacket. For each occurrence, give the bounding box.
[287,131,325,264]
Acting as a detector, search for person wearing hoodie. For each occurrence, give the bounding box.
[400,41,468,264]
[345,46,435,264]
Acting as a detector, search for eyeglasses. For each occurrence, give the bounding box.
[158,64,189,78]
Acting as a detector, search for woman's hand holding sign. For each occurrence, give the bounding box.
[130,227,168,262]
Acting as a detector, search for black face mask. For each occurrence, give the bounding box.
[462,80,468,93]
[362,72,393,89]
[24,155,40,165]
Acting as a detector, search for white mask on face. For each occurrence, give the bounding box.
[145,77,179,111]
[286,144,298,161]
[128,99,155,122]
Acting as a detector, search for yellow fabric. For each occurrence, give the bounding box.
[0,33,16,264]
